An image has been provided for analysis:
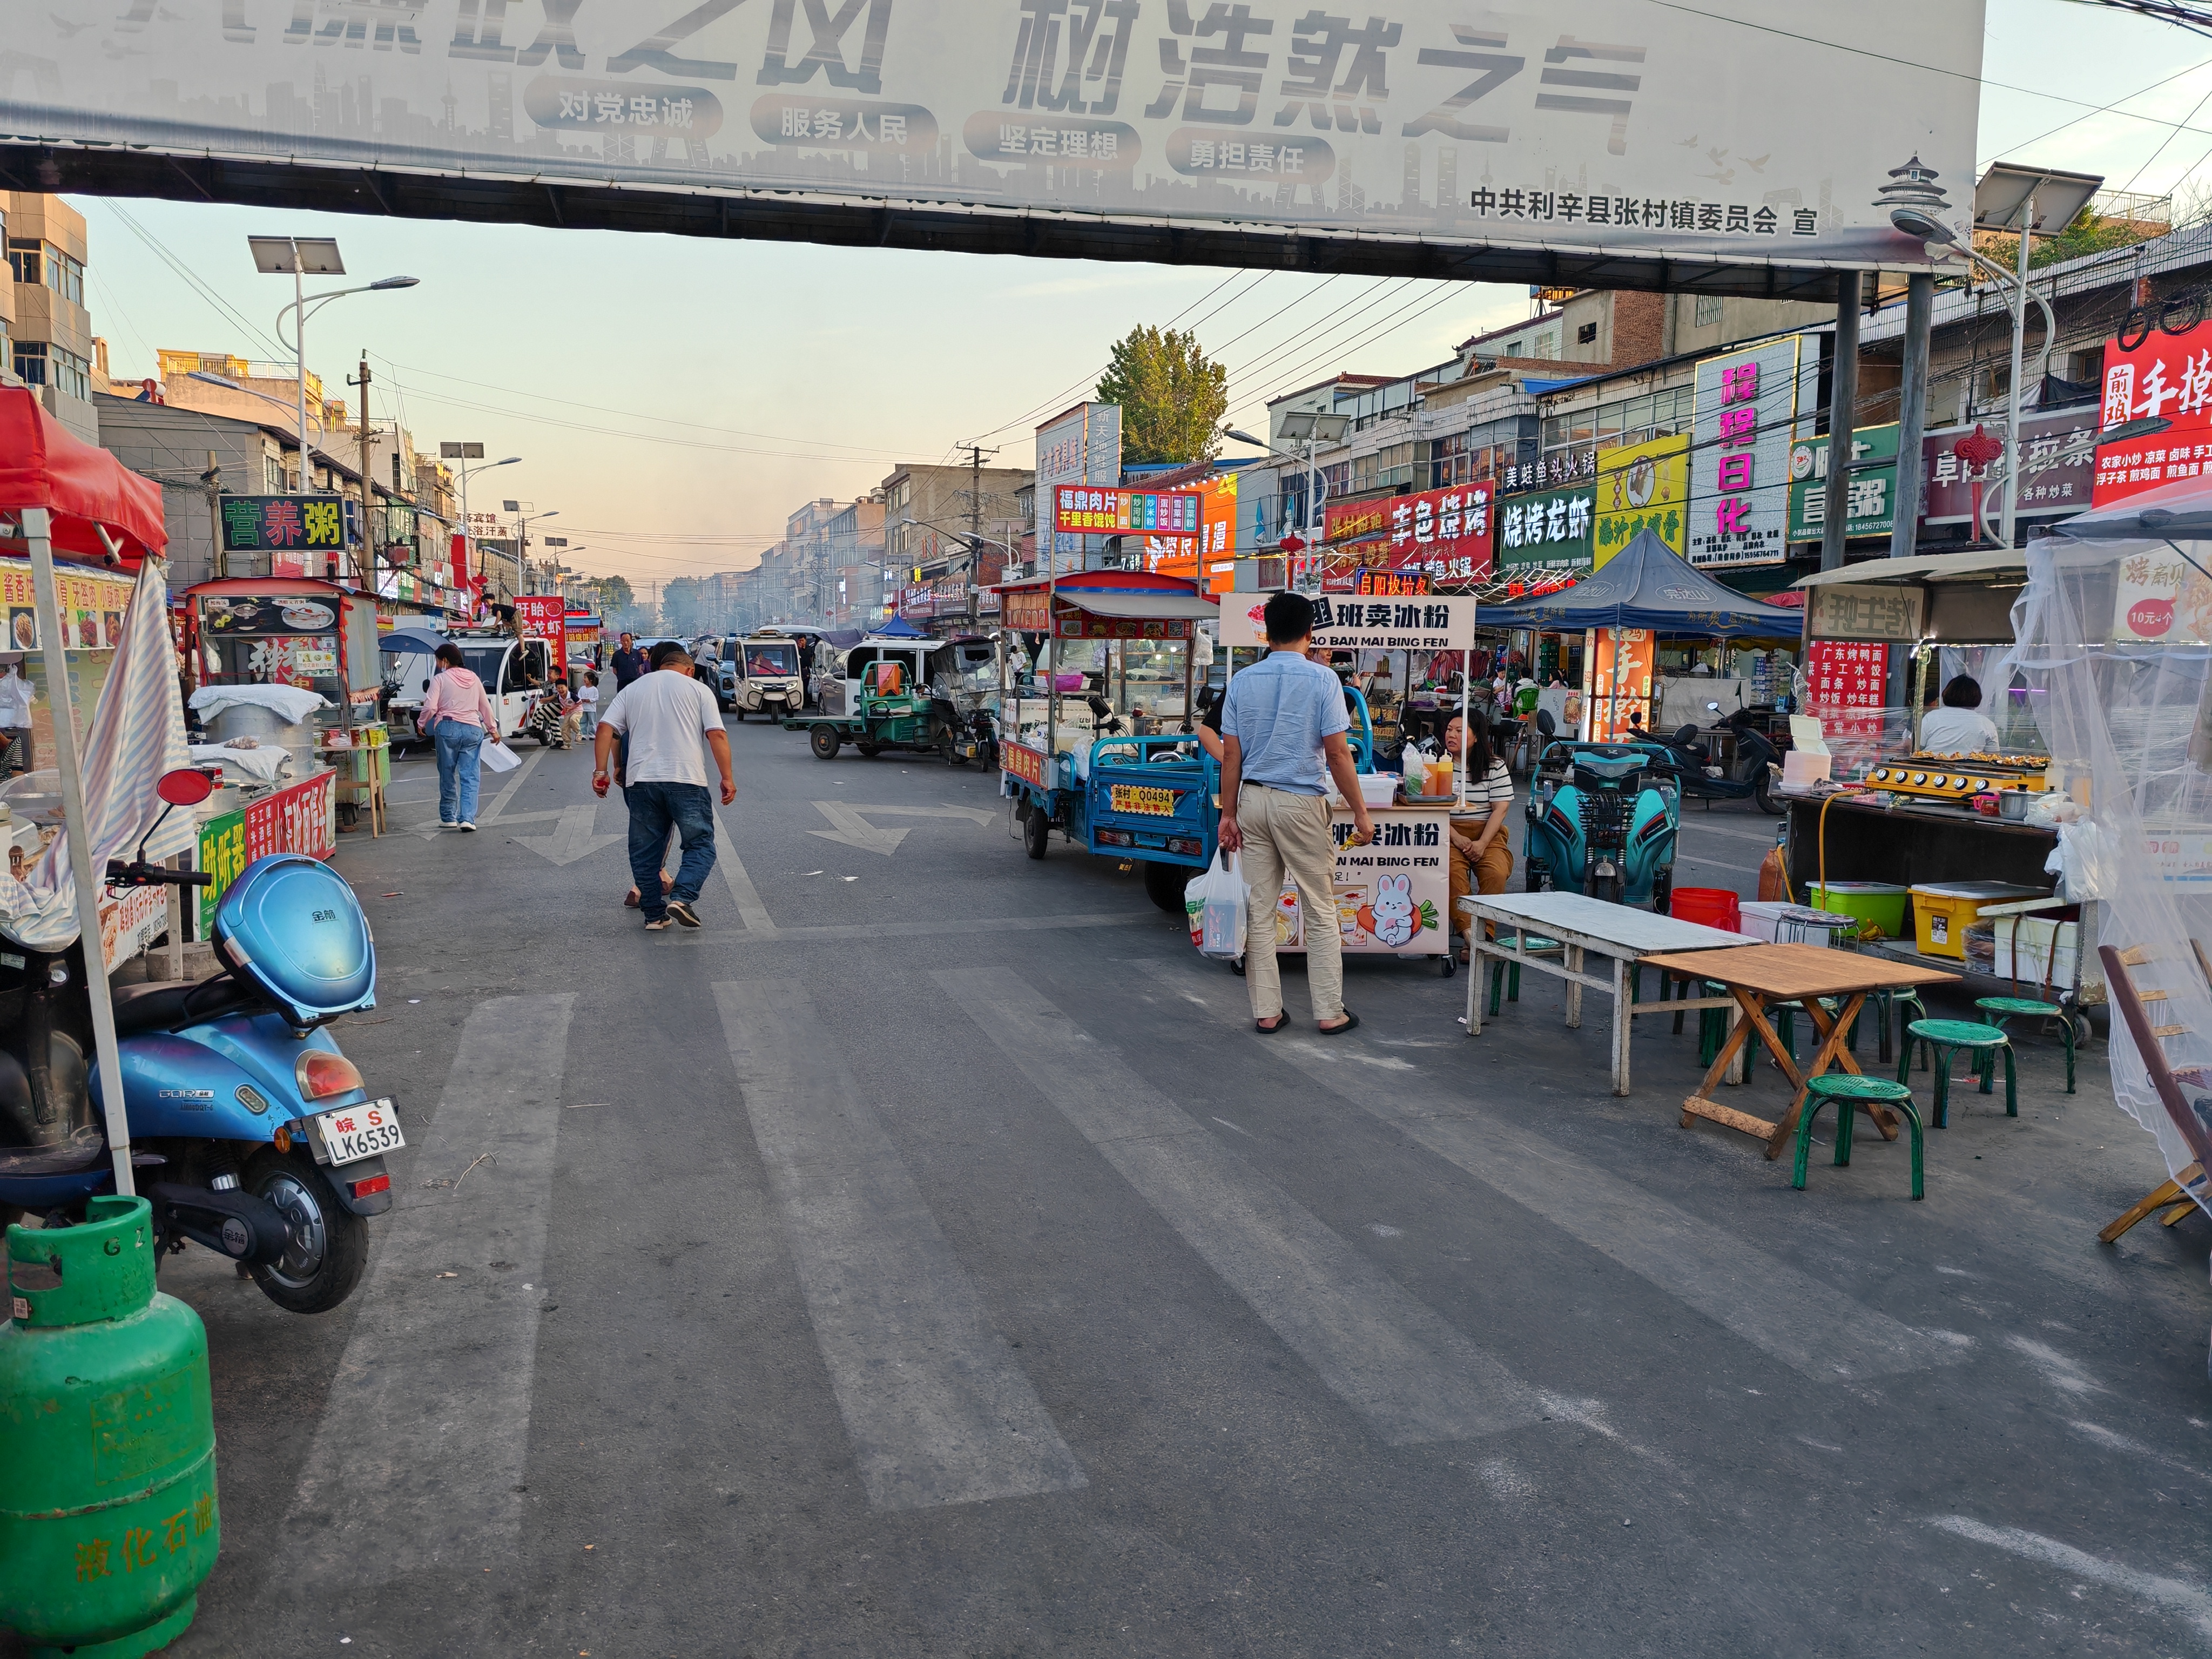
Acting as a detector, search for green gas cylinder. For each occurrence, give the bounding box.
[0,1195,219,1659]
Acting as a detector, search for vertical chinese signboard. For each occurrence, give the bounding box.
[1594,436,1688,564]
[1688,336,1809,568]
[2095,319,2212,507]
[514,596,568,678]
[1804,639,1890,743]
[1584,628,1655,741]
[1036,404,1121,576]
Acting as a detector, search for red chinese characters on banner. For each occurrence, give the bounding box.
[514,596,567,675]
[1321,483,1494,587]
[2095,319,2212,506]
[1805,639,1887,742]
[243,772,336,865]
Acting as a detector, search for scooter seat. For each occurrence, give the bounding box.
[110,974,260,1036]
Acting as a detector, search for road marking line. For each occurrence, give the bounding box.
[1158,959,1966,1382]
[478,741,549,822]
[939,966,1546,1446]
[712,815,776,933]
[716,981,1085,1510]
[285,993,576,1583]
[1929,1516,2212,1638]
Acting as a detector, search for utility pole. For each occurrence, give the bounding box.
[348,354,372,589]
[1819,271,1860,574]
[204,452,225,581]
[960,441,996,617]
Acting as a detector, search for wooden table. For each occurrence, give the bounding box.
[1639,943,1959,1159]
[1460,892,1754,1097]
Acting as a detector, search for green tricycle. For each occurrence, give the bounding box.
[788,658,947,760]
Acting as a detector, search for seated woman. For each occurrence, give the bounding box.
[1442,711,1515,963]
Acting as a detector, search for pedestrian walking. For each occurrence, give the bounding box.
[1216,592,1374,1036]
[610,631,648,691]
[592,639,735,932]
[0,656,32,777]
[420,642,498,830]
[577,671,601,738]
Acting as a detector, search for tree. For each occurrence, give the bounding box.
[1096,326,1229,464]
[592,574,635,612]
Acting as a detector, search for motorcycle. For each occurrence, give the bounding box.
[1522,710,1681,911]
[0,767,393,1314]
[1630,701,1785,815]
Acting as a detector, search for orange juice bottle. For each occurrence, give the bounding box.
[1431,755,1453,797]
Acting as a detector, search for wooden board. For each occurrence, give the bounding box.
[1640,942,1959,1000]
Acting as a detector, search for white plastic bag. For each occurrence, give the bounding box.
[481,738,522,773]
[1185,850,1250,959]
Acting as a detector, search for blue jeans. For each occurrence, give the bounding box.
[625,781,716,919]
[431,719,485,824]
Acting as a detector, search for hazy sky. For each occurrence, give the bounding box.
[68,0,2210,591]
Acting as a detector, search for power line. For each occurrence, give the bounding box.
[1978,52,2212,168]
[97,201,288,360]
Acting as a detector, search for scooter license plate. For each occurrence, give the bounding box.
[314,1099,404,1165]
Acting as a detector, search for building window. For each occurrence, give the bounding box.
[11,340,45,386]
[45,247,84,308]
[1694,293,1724,328]
[6,239,40,287]
[50,345,90,401]
[1576,321,1599,345]
[1533,331,1557,358]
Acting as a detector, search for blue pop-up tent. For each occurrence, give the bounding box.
[1478,526,1804,639]
[869,615,929,639]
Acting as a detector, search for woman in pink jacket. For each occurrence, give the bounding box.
[419,643,499,830]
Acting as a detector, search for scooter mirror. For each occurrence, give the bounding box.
[1705,701,1723,713]
[156,767,217,807]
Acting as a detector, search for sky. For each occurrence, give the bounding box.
[64,0,2212,592]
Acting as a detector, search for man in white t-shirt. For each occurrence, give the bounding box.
[592,641,734,931]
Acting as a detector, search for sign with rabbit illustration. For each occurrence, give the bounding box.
[1272,807,1449,959]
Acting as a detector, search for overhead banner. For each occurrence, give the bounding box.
[1324,483,1494,587]
[1220,594,1476,653]
[18,3,1978,273]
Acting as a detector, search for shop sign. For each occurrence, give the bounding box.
[1051,606,1191,640]
[1055,485,1201,536]
[1805,639,1889,743]
[194,808,247,939]
[515,596,567,676]
[1497,483,1595,571]
[2095,318,2212,507]
[218,495,356,554]
[1036,403,1121,567]
[1352,570,1428,596]
[1688,336,1812,568]
[197,594,341,636]
[1293,809,1446,957]
[1788,423,1901,543]
[244,772,338,866]
[98,881,168,976]
[1923,410,2096,523]
[1001,740,1050,790]
[1585,628,1654,741]
[1219,594,1477,653]
[1,557,133,651]
[1001,588,1051,632]
[1594,435,1688,564]
[1324,482,1493,586]
[2111,547,2212,644]
[1805,583,1924,643]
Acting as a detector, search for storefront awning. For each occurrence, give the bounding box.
[1791,549,2026,588]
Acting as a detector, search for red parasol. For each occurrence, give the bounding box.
[0,383,166,565]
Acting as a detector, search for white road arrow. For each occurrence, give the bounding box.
[512,804,625,866]
[806,801,995,858]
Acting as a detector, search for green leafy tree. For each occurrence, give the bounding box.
[1980,207,2156,273]
[1096,326,1229,464]
[592,574,635,612]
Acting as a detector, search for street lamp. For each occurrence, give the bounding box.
[1226,414,1350,591]
[506,504,556,596]
[247,235,418,497]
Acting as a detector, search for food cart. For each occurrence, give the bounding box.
[1783,549,2100,1015]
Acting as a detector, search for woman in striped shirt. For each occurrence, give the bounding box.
[1443,712,1515,962]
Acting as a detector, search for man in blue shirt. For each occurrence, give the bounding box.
[1219,592,1375,1035]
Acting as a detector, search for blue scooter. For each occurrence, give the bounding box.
[1522,711,1682,911]
[0,768,392,1314]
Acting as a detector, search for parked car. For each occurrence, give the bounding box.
[691,635,739,710]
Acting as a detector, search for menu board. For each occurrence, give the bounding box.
[1264,809,1449,958]
[0,557,134,652]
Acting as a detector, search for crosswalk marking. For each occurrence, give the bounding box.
[285,994,576,1582]
[1155,959,1967,1382]
[716,981,1087,1510]
[941,966,1547,1446]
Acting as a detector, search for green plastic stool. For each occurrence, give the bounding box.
[1794,1074,1925,1199]
[1875,988,1928,1069]
[1772,997,1863,1067]
[1900,1018,2014,1127]
[1488,935,1563,1017]
[1974,996,2077,1095]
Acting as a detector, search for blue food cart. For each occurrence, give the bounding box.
[996,572,1221,913]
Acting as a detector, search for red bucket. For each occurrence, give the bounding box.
[1670,886,1741,933]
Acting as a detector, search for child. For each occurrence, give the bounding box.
[578,671,601,739]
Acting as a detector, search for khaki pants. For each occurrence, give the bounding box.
[1237,783,1345,1026]
[1449,833,1514,939]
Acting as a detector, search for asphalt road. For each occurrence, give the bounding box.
[16,716,2212,1658]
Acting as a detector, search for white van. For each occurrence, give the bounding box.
[380,631,554,745]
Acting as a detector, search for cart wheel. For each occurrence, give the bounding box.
[809,724,841,760]
[857,741,882,758]
[1142,860,1185,915]
[1440,954,1456,978]
[1230,956,1246,977]
[1755,773,1783,815]
[1023,805,1050,860]
[943,740,966,766]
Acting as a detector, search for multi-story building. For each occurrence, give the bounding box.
[880,461,1033,623]
[5,194,98,444]
[151,348,350,491]
[823,496,886,628]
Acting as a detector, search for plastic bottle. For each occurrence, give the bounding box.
[1431,754,1453,797]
